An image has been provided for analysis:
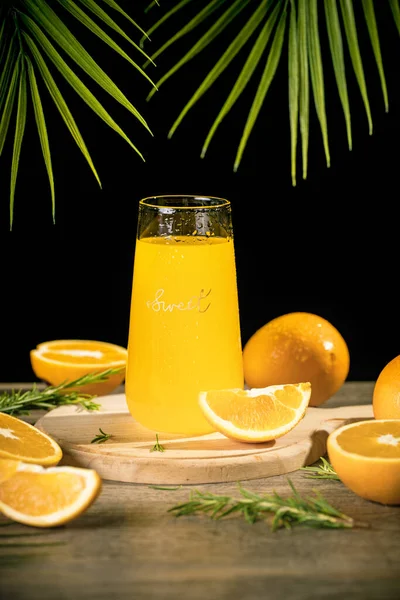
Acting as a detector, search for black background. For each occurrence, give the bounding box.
[1,1,399,383]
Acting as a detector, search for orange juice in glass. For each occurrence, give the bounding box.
[125,196,243,435]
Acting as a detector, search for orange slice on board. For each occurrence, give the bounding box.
[327,419,400,505]
[198,382,311,443]
[30,339,127,395]
[0,462,102,527]
[0,412,62,465]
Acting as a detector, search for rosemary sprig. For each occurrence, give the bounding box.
[300,457,340,480]
[150,433,165,453]
[0,368,124,416]
[90,428,112,444]
[168,480,355,530]
[148,485,182,491]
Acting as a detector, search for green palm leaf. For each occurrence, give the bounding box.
[0,56,20,157]
[339,0,372,134]
[234,1,288,171]
[362,0,388,111]
[145,0,160,13]
[1,0,153,225]
[298,0,309,180]
[201,0,280,159]
[141,0,193,48]
[146,0,399,182]
[21,16,144,158]
[25,55,55,222]
[288,0,299,186]
[389,0,400,35]
[308,0,330,168]
[324,0,352,150]
[89,0,150,40]
[147,0,252,102]
[10,58,28,229]
[67,0,155,68]
[142,0,227,67]
[168,0,270,138]
[23,32,101,187]
[22,0,153,131]
[0,34,17,114]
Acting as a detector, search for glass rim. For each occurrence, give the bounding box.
[139,195,230,210]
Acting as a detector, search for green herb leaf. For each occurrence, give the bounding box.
[168,479,356,530]
[91,428,112,444]
[150,434,165,453]
[0,368,123,416]
[300,457,340,480]
[148,485,182,491]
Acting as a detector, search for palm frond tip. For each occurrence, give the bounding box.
[0,0,153,226]
[147,0,398,183]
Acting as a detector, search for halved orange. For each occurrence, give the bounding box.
[30,339,128,395]
[327,420,400,505]
[0,412,62,465]
[0,462,102,527]
[198,382,311,443]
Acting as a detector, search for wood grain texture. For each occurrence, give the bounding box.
[34,394,373,484]
[1,382,399,600]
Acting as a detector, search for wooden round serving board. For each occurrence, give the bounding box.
[35,394,373,485]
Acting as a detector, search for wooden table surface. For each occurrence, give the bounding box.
[1,381,400,600]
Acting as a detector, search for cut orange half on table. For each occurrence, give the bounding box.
[0,412,62,466]
[198,382,311,443]
[0,463,102,527]
[327,419,400,505]
[30,339,128,396]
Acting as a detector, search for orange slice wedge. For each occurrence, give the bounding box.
[30,339,128,395]
[0,462,102,527]
[198,382,311,443]
[327,419,400,505]
[0,412,62,465]
[0,458,21,484]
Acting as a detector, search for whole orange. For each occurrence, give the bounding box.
[243,312,350,406]
[372,355,400,419]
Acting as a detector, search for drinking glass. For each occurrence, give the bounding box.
[125,195,243,435]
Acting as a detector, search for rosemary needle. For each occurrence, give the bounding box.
[148,485,182,491]
[300,457,340,480]
[168,479,355,530]
[91,428,112,444]
[150,434,165,453]
[0,368,124,416]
